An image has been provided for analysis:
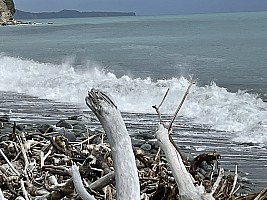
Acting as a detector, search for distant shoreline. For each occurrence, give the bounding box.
[14,9,136,20]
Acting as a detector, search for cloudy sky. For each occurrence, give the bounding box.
[14,0,267,15]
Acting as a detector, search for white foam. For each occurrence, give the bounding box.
[1,54,267,143]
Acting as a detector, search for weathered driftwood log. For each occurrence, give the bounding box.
[90,171,115,191]
[156,124,214,200]
[85,88,140,200]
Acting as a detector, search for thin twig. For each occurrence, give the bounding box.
[152,88,170,124]
[168,81,195,133]
[232,185,241,195]
[17,135,29,172]
[152,88,170,161]
[72,134,101,146]
[229,164,238,196]
[154,147,161,161]
[210,161,216,181]
[20,179,30,200]
[255,187,267,200]
[158,88,170,108]
[12,122,16,141]
[211,168,224,195]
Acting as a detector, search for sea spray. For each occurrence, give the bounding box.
[0,54,267,144]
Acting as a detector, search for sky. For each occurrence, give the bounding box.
[14,0,267,16]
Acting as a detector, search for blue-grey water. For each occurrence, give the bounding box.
[1,11,267,192]
[1,12,267,95]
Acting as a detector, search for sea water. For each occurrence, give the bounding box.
[1,11,267,189]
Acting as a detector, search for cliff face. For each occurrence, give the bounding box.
[4,0,15,15]
[0,0,14,23]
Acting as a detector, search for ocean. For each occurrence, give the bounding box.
[1,11,267,191]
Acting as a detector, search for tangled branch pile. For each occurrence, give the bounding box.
[0,122,265,200]
[0,86,266,200]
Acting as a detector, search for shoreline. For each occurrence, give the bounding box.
[1,19,53,26]
[0,91,266,194]
[0,111,258,198]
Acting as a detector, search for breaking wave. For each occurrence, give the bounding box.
[1,54,267,143]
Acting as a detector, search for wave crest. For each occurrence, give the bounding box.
[1,54,267,143]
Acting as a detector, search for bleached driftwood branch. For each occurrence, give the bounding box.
[69,164,96,200]
[154,81,215,199]
[85,88,140,200]
[156,124,214,200]
[211,168,224,195]
[90,171,115,191]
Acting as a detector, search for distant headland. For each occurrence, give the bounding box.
[14,9,136,20]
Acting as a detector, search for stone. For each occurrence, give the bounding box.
[131,138,145,148]
[147,139,159,150]
[0,115,10,122]
[140,143,152,151]
[180,152,194,162]
[142,132,155,140]
[68,115,81,120]
[0,122,13,135]
[198,168,207,177]
[134,131,155,140]
[16,124,25,131]
[56,119,72,129]
[64,131,76,142]
[37,124,54,134]
[72,123,86,132]
[199,161,209,171]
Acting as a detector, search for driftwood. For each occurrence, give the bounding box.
[0,122,117,199]
[153,82,227,199]
[85,88,140,200]
[156,124,214,200]
[69,164,96,200]
[152,82,267,200]
[0,120,262,200]
[90,171,115,191]
[0,87,267,199]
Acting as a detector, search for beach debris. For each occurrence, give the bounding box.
[0,86,267,199]
[151,80,267,200]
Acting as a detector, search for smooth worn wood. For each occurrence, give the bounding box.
[156,124,214,200]
[90,171,115,191]
[69,164,96,200]
[86,88,140,200]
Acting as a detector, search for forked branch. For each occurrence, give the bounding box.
[152,88,170,124]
